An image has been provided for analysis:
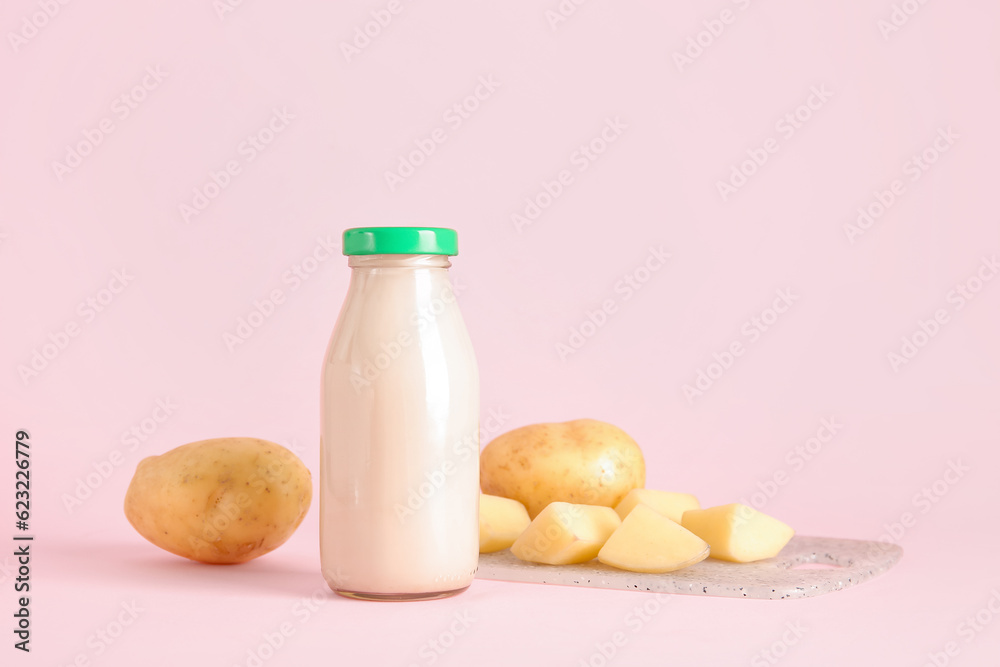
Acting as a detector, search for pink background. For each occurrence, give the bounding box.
[3,0,1000,665]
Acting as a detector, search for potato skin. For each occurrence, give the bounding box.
[124,437,312,564]
[480,419,645,519]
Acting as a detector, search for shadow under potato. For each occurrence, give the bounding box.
[51,541,335,601]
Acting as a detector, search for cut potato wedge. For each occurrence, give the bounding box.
[479,494,531,553]
[598,504,709,573]
[614,489,700,523]
[681,503,794,563]
[510,502,620,565]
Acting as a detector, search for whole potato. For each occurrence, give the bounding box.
[124,437,312,564]
[480,419,645,518]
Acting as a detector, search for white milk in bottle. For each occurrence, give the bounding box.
[321,227,479,600]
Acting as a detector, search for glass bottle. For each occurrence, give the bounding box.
[321,227,479,601]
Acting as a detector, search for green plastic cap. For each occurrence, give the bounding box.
[342,227,458,256]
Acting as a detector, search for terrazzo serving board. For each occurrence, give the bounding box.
[476,536,902,599]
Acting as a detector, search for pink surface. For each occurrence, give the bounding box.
[2,0,999,665]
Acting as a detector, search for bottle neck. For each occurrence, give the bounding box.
[347,254,452,270]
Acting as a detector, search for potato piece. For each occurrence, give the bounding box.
[614,489,699,523]
[124,437,312,564]
[598,504,709,573]
[510,502,620,565]
[681,503,794,563]
[479,494,531,553]
[480,419,645,518]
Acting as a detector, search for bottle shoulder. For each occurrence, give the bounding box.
[323,276,477,377]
